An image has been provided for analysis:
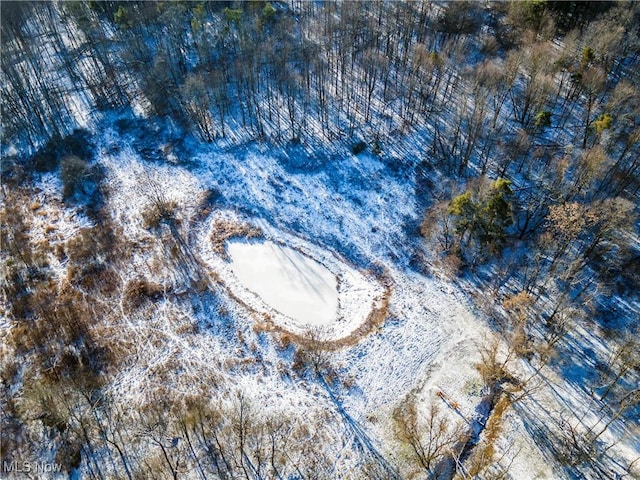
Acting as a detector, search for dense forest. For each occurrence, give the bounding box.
[1,1,639,479]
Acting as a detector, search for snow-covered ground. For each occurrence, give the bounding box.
[92,133,488,460]
[2,2,638,477]
[5,114,634,478]
[88,125,636,478]
[227,239,340,327]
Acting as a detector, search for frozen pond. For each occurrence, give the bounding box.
[200,213,385,341]
[227,240,339,326]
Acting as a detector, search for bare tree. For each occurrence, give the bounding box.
[394,396,466,478]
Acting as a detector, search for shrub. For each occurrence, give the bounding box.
[114,6,129,27]
[123,278,165,312]
[581,46,595,69]
[372,139,382,156]
[31,129,94,173]
[65,228,98,263]
[68,263,118,294]
[64,221,120,293]
[114,117,148,135]
[194,188,222,220]
[1,155,27,186]
[593,113,613,134]
[351,141,367,155]
[60,155,89,198]
[224,7,242,24]
[141,199,179,230]
[534,110,552,129]
[278,333,292,350]
[61,129,94,160]
[32,135,64,173]
[210,219,262,257]
[262,2,276,21]
[55,439,82,472]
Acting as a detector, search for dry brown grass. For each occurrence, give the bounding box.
[141,199,179,230]
[6,283,113,384]
[276,333,292,350]
[465,392,511,477]
[251,312,276,333]
[210,218,262,258]
[122,278,165,313]
[66,263,119,295]
[175,321,199,335]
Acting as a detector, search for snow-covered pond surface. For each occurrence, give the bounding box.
[227,240,339,327]
[197,211,385,341]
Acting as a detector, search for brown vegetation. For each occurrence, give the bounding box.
[209,218,262,257]
[60,155,89,198]
[394,393,467,479]
[141,199,179,230]
[122,277,166,313]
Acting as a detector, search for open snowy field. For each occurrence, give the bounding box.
[3,111,637,479]
[87,126,573,478]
